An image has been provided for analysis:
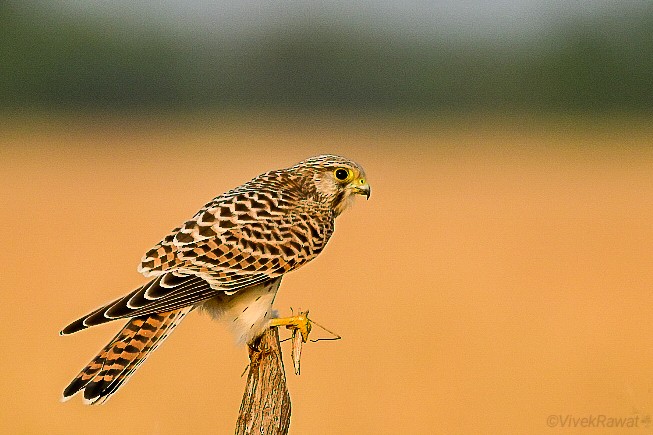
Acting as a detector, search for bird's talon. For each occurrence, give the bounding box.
[269,314,312,342]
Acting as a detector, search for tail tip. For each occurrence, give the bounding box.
[61,390,103,405]
[82,395,102,405]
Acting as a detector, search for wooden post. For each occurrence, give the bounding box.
[235,327,291,435]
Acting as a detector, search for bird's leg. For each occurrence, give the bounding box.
[269,313,312,342]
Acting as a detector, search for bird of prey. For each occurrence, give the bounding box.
[60,154,370,405]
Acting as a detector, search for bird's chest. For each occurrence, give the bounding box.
[199,278,282,344]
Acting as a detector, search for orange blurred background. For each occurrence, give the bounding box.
[1,116,652,434]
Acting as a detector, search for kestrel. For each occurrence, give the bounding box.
[60,154,370,405]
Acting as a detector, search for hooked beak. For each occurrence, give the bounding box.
[352,183,371,200]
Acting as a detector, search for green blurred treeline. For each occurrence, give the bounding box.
[1,3,652,113]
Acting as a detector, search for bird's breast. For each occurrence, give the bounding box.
[198,277,282,344]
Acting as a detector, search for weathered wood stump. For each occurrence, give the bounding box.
[235,327,291,435]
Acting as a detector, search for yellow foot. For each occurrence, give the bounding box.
[269,313,312,342]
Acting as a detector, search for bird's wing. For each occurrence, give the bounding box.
[60,205,321,335]
[60,272,215,334]
[62,183,334,336]
[139,186,334,292]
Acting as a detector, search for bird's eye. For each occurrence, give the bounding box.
[334,168,352,181]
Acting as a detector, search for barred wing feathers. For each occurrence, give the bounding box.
[62,174,334,336]
[60,273,213,335]
[138,177,334,292]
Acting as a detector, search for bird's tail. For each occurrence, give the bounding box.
[62,307,191,405]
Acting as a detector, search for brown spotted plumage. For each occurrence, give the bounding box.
[61,154,370,404]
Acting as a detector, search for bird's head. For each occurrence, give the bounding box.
[293,154,370,216]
